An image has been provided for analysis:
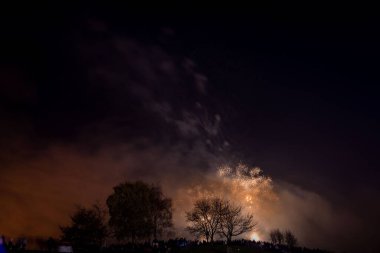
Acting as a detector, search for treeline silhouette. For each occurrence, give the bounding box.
[1,237,333,253]
[1,181,333,253]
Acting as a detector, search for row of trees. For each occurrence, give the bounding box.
[60,181,172,250]
[269,228,298,247]
[60,181,297,250]
[186,198,257,244]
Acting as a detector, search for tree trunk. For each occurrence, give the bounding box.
[227,234,232,245]
[131,234,135,244]
[153,216,157,240]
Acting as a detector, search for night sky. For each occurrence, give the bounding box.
[1,6,379,253]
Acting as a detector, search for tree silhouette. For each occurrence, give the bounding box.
[285,230,298,247]
[60,204,107,251]
[186,198,224,242]
[269,229,284,245]
[218,201,257,244]
[150,185,173,240]
[107,181,172,242]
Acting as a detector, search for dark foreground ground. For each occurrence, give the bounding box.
[4,240,332,253]
[21,247,331,253]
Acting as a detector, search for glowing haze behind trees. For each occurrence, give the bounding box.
[175,163,275,241]
[218,200,257,243]
[186,197,257,243]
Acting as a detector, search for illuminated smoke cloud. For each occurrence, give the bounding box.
[172,163,276,241]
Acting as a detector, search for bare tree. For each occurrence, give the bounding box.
[269,230,277,244]
[186,198,224,242]
[269,229,284,245]
[285,230,297,247]
[218,201,257,244]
